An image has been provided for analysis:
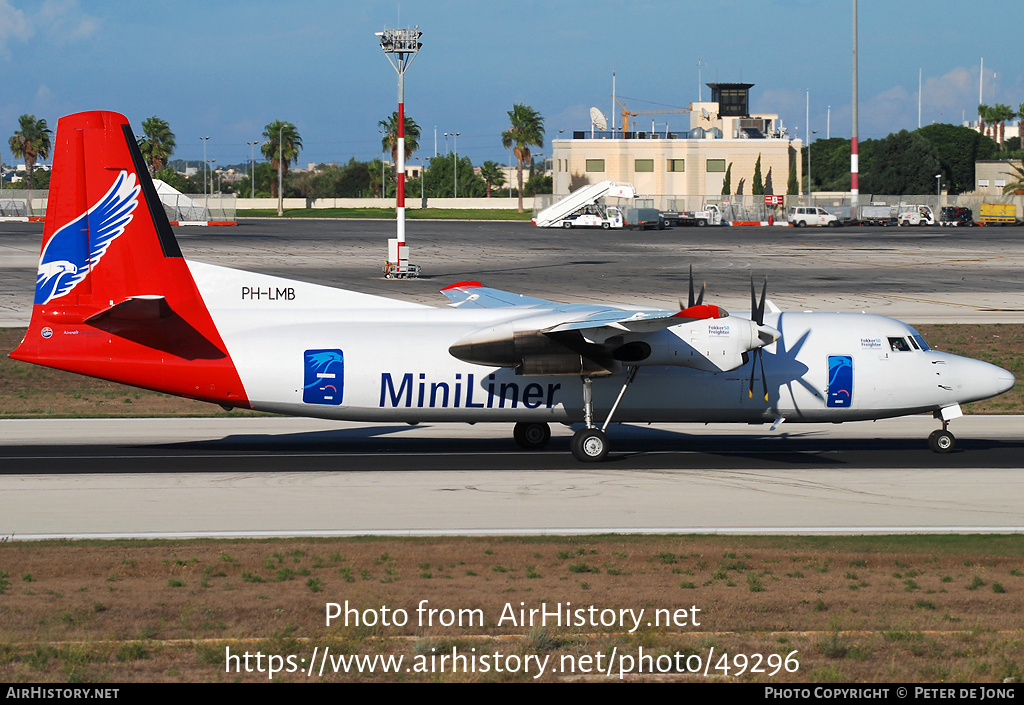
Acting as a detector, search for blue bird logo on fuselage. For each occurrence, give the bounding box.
[34,170,141,306]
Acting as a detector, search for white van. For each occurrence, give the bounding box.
[788,206,839,227]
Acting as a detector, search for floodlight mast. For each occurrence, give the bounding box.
[377,26,422,273]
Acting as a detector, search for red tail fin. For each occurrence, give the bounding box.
[10,111,249,407]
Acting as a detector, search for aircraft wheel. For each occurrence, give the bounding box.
[571,428,608,462]
[513,422,551,450]
[928,429,955,453]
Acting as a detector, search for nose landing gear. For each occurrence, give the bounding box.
[929,405,961,453]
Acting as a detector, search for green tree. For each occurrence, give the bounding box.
[9,114,52,190]
[480,160,506,197]
[368,158,386,198]
[423,153,485,198]
[501,104,544,212]
[137,116,176,175]
[787,153,799,195]
[261,120,302,198]
[379,112,420,173]
[916,123,998,193]
[860,130,941,195]
[752,154,764,195]
[153,167,192,193]
[978,104,992,140]
[721,162,732,195]
[990,103,1016,150]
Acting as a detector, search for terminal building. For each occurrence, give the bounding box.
[551,83,801,210]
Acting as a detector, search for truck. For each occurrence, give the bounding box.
[623,207,665,230]
[560,204,624,229]
[662,203,722,227]
[858,204,896,226]
[979,203,1018,225]
[896,204,934,226]
[532,180,636,228]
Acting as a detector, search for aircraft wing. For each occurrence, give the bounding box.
[440,280,725,324]
[442,281,729,374]
[440,280,566,309]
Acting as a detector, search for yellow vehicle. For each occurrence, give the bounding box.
[979,203,1018,225]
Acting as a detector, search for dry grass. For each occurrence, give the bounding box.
[0,536,1022,682]
[2,325,1021,418]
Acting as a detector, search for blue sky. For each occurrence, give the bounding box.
[1,0,1021,169]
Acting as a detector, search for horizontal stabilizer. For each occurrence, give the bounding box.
[85,295,172,324]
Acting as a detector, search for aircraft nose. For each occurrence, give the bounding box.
[954,357,1015,403]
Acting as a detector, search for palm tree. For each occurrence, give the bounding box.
[261,120,302,198]
[378,112,420,174]
[1001,161,1024,195]
[978,104,991,140]
[995,103,1019,148]
[991,104,1016,150]
[501,104,544,212]
[480,161,505,197]
[9,114,52,190]
[137,116,176,175]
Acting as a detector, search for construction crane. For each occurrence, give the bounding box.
[614,98,691,133]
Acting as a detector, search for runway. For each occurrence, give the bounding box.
[1,417,1021,539]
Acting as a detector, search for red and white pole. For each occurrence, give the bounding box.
[850,0,859,221]
[378,27,420,276]
[397,75,406,248]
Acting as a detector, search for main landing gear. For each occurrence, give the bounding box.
[570,366,638,463]
[511,367,638,462]
[513,421,551,450]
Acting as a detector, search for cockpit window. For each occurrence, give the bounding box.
[907,336,920,350]
[907,328,931,351]
[888,337,911,352]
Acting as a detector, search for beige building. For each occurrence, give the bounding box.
[552,83,801,208]
[975,160,1024,196]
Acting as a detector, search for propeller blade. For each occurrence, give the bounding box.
[759,345,768,402]
[749,274,757,322]
[757,277,767,326]
[748,349,757,399]
[687,265,706,309]
[688,265,695,309]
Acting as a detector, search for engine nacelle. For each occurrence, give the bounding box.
[611,318,777,373]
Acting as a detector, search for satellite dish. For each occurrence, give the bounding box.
[590,107,608,131]
[701,107,710,120]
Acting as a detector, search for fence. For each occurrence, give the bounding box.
[0,190,46,217]
[533,192,1024,223]
[0,190,236,222]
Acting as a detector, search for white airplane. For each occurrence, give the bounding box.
[10,111,1017,461]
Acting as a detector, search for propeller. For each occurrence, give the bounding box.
[679,264,706,311]
[748,274,780,401]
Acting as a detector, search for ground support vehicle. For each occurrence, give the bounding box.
[859,204,896,226]
[561,205,624,229]
[788,206,839,227]
[979,204,1018,226]
[533,180,636,228]
[663,204,722,227]
[939,207,976,226]
[623,207,665,230]
[897,204,935,226]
